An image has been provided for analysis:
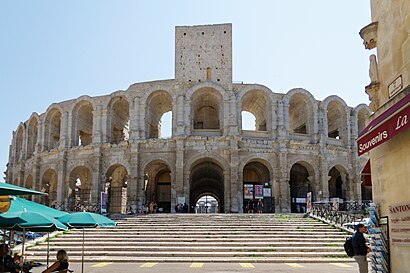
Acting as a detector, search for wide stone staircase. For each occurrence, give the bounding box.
[25,214,351,263]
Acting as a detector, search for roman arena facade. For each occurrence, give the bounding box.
[5,23,371,213]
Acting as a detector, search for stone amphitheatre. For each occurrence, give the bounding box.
[6,23,371,215]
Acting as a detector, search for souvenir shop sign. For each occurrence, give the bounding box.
[389,202,410,245]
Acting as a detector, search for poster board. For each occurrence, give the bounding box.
[243,184,254,199]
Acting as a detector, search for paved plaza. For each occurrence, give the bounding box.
[30,262,359,273]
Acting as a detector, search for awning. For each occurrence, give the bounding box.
[357,92,410,156]
[361,160,372,187]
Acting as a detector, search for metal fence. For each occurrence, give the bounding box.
[310,200,372,230]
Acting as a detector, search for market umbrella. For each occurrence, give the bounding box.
[0,210,68,271]
[0,182,46,196]
[5,197,69,265]
[58,212,117,273]
[7,197,68,218]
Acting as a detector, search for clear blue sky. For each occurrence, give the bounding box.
[0,1,373,178]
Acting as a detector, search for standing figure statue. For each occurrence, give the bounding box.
[369,54,379,83]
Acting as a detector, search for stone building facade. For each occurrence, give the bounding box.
[358,2,410,272]
[6,23,370,213]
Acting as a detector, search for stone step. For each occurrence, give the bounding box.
[56,234,348,239]
[23,255,353,263]
[26,250,347,258]
[43,241,344,247]
[30,245,344,252]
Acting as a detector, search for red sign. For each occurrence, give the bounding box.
[357,101,410,156]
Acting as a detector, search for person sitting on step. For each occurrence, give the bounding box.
[42,249,71,273]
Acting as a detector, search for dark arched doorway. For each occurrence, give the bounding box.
[190,161,224,213]
[290,163,314,213]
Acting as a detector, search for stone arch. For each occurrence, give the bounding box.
[186,82,226,133]
[107,94,130,144]
[194,194,220,213]
[43,106,62,151]
[67,165,93,211]
[328,164,349,200]
[104,164,128,214]
[289,160,316,213]
[353,104,371,136]
[25,174,34,200]
[237,85,274,132]
[26,114,40,159]
[14,123,25,162]
[241,158,273,213]
[321,96,349,141]
[284,88,317,135]
[144,90,173,139]
[71,98,94,147]
[40,168,58,207]
[189,157,225,213]
[143,160,172,213]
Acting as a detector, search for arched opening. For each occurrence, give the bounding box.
[241,90,269,131]
[104,164,128,214]
[328,166,347,200]
[67,166,92,211]
[242,161,272,213]
[357,108,370,135]
[241,111,256,131]
[190,160,224,213]
[192,88,222,130]
[72,101,93,146]
[41,169,58,207]
[44,109,61,151]
[195,194,219,213]
[160,111,172,138]
[27,118,38,159]
[146,91,173,139]
[289,94,311,134]
[144,161,171,213]
[327,101,346,140]
[290,163,314,213]
[108,96,130,144]
[14,127,24,162]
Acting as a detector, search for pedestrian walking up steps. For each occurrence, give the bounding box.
[25,214,352,263]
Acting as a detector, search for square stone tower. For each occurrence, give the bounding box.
[175,23,232,87]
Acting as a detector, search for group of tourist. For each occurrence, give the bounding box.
[0,243,69,273]
[245,199,264,213]
[175,203,189,213]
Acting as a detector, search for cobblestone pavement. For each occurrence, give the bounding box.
[30,262,359,273]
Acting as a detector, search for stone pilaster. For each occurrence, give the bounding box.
[174,138,185,212]
[230,138,239,212]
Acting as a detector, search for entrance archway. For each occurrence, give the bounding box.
[144,161,172,213]
[290,162,314,213]
[190,160,224,213]
[328,165,347,200]
[242,161,272,213]
[195,194,219,213]
[105,164,128,214]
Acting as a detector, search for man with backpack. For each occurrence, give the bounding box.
[352,223,371,273]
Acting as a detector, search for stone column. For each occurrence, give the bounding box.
[174,139,185,213]
[230,138,239,213]
[100,107,109,143]
[127,142,140,211]
[59,111,69,149]
[129,96,140,141]
[278,151,290,213]
[56,151,68,205]
[229,93,239,136]
[224,170,231,212]
[223,98,230,136]
[92,105,103,144]
[91,147,103,204]
[176,95,185,136]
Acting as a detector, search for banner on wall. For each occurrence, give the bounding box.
[100,192,108,213]
[244,184,254,199]
[255,185,263,199]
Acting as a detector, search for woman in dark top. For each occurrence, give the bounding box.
[42,249,69,273]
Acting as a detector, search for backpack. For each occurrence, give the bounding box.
[344,236,354,257]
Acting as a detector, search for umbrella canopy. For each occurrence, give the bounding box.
[57,212,116,273]
[7,197,68,219]
[58,212,117,228]
[0,211,68,232]
[0,182,46,196]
